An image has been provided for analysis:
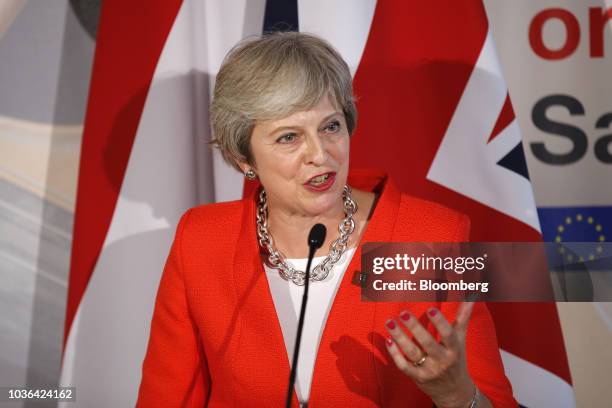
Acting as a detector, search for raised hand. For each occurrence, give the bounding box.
[384,302,489,408]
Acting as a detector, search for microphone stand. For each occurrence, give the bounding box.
[285,224,325,408]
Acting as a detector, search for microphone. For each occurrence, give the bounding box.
[285,223,326,408]
[308,223,326,250]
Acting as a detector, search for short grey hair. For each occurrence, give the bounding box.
[210,31,357,172]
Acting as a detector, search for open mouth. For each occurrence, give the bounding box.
[307,173,331,186]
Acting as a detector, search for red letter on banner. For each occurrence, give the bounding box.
[529,8,580,60]
[589,7,612,58]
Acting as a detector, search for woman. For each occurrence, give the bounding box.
[136,32,516,407]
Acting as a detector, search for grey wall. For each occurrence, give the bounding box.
[0,1,98,406]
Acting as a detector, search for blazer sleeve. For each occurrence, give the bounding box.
[136,209,210,407]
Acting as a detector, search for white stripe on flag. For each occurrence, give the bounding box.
[501,350,575,408]
[60,0,209,405]
[427,29,541,232]
[297,0,377,77]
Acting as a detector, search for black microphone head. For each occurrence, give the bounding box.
[308,223,326,249]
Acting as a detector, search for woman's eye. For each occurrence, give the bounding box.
[324,120,341,133]
[277,133,297,143]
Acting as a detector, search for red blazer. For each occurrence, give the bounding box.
[136,170,517,407]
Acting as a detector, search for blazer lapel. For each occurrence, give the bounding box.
[232,190,301,406]
[308,173,401,406]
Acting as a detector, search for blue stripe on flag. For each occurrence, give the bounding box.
[263,0,298,32]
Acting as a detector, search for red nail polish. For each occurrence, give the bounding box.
[386,338,393,346]
[428,308,438,317]
[386,320,396,329]
[400,311,410,321]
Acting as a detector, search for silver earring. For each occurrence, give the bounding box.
[245,169,257,180]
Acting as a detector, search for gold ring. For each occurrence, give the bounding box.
[413,355,427,367]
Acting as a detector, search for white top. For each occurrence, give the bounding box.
[263,248,357,404]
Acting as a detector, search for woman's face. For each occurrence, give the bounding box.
[245,95,350,218]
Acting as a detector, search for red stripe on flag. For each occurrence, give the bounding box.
[487,93,515,144]
[351,0,572,384]
[489,302,571,382]
[64,0,183,350]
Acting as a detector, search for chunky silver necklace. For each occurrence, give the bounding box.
[256,185,357,286]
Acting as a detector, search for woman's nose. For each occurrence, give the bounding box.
[303,133,327,165]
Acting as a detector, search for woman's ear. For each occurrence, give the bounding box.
[237,160,252,174]
[238,160,258,180]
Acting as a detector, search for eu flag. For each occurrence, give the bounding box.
[538,206,612,243]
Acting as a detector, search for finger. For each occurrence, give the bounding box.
[426,307,458,349]
[384,337,421,379]
[454,302,475,332]
[398,311,445,358]
[385,319,426,363]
